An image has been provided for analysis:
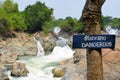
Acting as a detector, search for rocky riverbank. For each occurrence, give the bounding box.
[0,31,58,80]
[58,37,120,80]
[0,31,120,80]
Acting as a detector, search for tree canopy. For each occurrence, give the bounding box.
[0,0,120,37]
[0,0,27,36]
[24,1,53,33]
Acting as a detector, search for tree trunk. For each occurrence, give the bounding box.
[82,0,105,80]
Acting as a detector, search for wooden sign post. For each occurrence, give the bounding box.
[73,35,116,80]
[75,0,106,80]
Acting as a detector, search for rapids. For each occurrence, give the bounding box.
[8,27,75,80]
[8,45,74,80]
[106,26,119,35]
[33,37,45,56]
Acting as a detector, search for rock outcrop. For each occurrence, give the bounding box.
[0,32,38,56]
[60,37,120,80]
[0,53,18,70]
[33,32,56,55]
[0,31,58,56]
[115,37,120,50]
[11,62,29,77]
[60,49,87,80]
[52,66,66,77]
[0,53,18,64]
[102,49,120,80]
[0,63,10,80]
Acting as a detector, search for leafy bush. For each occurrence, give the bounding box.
[0,0,27,34]
[43,20,56,35]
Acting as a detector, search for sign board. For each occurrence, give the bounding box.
[73,35,116,49]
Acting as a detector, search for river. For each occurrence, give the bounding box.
[8,45,74,80]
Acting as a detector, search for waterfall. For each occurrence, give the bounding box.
[51,45,75,59]
[56,39,68,47]
[54,26,61,35]
[106,26,118,35]
[33,37,45,56]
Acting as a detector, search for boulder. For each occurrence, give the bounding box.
[0,63,10,80]
[43,43,55,55]
[102,49,120,80]
[33,32,57,55]
[11,62,29,77]
[73,49,85,64]
[115,37,120,50]
[3,32,37,56]
[0,52,19,64]
[59,49,87,80]
[3,78,9,80]
[5,53,18,64]
[7,37,37,56]
[52,67,66,77]
[0,53,6,63]
[0,53,18,70]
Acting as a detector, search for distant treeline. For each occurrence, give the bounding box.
[0,0,120,36]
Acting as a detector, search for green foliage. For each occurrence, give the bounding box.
[110,18,120,28]
[0,3,10,34]
[102,16,120,29]
[24,1,53,33]
[0,18,10,33]
[101,15,106,30]
[0,0,120,36]
[0,0,27,35]
[56,17,83,33]
[7,13,27,31]
[42,17,84,34]
[3,0,18,13]
[60,17,75,32]
[73,22,83,32]
[104,16,112,24]
[0,8,6,18]
[43,20,56,35]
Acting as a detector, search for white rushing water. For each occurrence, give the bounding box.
[8,27,75,80]
[8,31,74,80]
[54,26,61,35]
[33,37,45,56]
[106,26,119,35]
[8,45,74,80]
